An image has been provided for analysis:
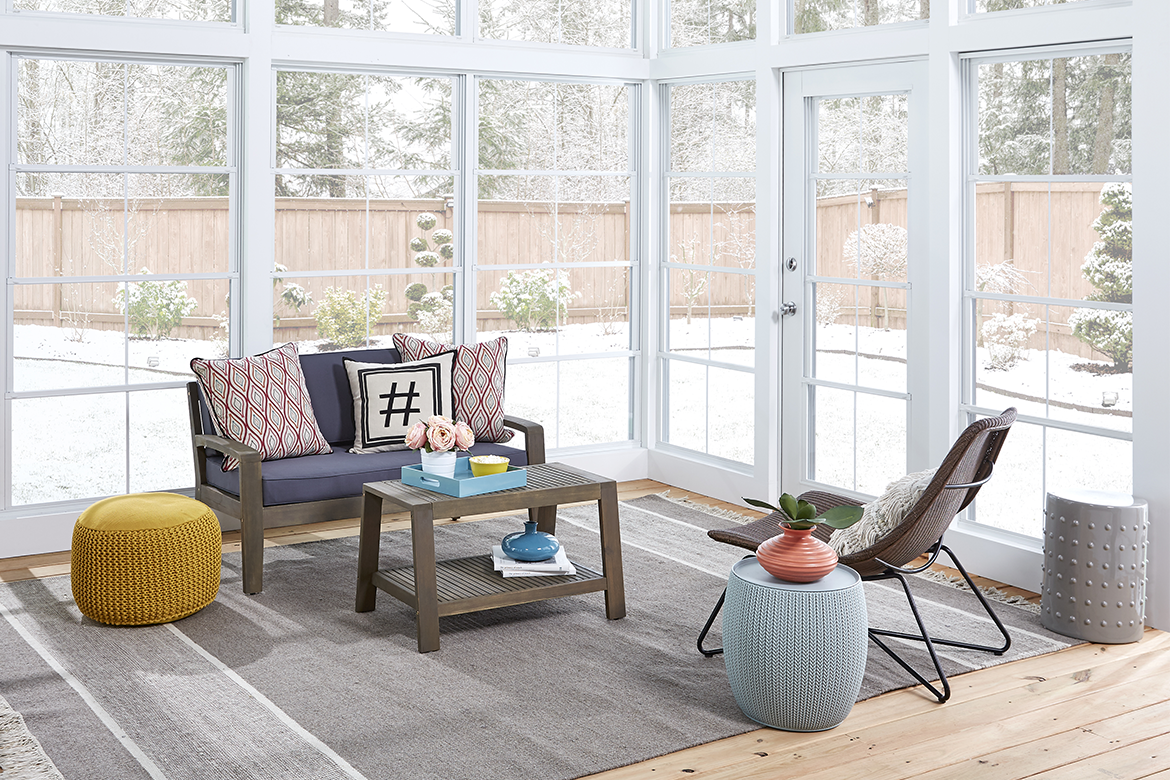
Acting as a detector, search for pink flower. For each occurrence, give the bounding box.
[426,419,456,452]
[453,421,475,451]
[404,422,428,451]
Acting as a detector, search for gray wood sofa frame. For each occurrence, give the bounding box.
[186,381,545,596]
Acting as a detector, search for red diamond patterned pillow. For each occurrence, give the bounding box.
[393,334,514,443]
[190,342,333,471]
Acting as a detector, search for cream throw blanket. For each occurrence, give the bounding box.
[828,469,937,556]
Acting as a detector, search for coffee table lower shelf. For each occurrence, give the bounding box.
[370,555,607,617]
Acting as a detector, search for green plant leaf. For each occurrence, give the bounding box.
[795,499,817,520]
[818,505,864,529]
[743,497,781,514]
[778,493,799,521]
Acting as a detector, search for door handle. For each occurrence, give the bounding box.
[780,301,797,317]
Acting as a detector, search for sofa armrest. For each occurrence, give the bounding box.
[193,434,263,464]
[504,414,545,466]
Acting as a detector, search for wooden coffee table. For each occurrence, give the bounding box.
[354,462,625,653]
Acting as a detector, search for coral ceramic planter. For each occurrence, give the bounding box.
[755,526,838,583]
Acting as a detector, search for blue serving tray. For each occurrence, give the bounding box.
[401,458,527,497]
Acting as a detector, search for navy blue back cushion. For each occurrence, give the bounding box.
[298,347,401,444]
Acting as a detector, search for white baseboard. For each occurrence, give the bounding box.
[1,509,79,559]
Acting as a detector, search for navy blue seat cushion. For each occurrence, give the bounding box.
[204,442,528,506]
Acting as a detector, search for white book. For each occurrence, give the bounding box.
[491,545,576,576]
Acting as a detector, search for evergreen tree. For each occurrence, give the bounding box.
[1067,183,1132,370]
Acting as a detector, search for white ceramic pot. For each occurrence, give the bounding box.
[419,449,457,478]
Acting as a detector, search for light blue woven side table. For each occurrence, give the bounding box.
[723,559,868,732]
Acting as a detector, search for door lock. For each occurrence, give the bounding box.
[786,257,798,272]
[780,301,797,317]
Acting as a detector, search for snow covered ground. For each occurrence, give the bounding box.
[11,319,1132,538]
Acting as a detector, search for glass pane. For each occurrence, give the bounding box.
[277,274,444,352]
[13,394,126,505]
[1049,305,1132,433]
[371,180,456,270]
[813,281,905,393]
[558,359,631,446]
[665,269,753,368]
[367,76,453,171]
[670,81,756,173]
[810,385,855,488]
[479,0,631,47]
[815,179,907,281]
[13,281,223,392]
[856,393,906,495]
[669,0,756,47]
[668,178,756,268]
[504,361,558,445]
[794,0,928,33]
[818,95,908,174]
[276,72,367,171]
[478,177,558,267]
[129,388,194,493]
[709,367,753,463]
[665,359,707,452]
[979,54,1130,177]
[967,418,1044,537]
[478,81,630,172]
[275,0,454,35]
[17,60,229,167]
[1046,428,1132,501]
[975,0,1103,14]
[275,176,368,272]
[15,0,230,20]
[481,268,574,345]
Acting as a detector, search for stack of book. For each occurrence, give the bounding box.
[491,545,576,578]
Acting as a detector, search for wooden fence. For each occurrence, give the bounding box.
[13,183,1111,356]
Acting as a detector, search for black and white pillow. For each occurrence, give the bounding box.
[343,351,456,454]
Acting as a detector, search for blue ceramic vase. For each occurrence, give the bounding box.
[501,520,560,562]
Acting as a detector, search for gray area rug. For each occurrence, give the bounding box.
[0,494,1081,780]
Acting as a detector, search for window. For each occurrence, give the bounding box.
[963,48,1132,537]
[14,0,231,22]
[668,0,755,48]
[274,69,458,353]
[791,0,927,34]
[480,0,633,46]
[969,0,1099,13]
[275,0,453,35]
[11,56,236,506]
[476,78,638,449]
[661,79,755,464]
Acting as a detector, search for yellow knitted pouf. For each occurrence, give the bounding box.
[71,493,222,626]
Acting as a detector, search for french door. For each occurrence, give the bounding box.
[780,62,929,499]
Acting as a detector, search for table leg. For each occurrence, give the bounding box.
[411,505,441,653]
[355,491,383,613]
[535,504,557,536]
[597,480,626,620]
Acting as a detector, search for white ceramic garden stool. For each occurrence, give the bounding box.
[1041,489,1148,644]
[722,559,868,732]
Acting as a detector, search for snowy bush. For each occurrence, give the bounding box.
[313,285,386,348]
[412,286,455,340]
[815,287,846,327]
[490,269,577,331]
[114,268,197,340]
[981,312,1038,370]
[843,223,907,327]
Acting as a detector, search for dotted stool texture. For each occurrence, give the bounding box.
[723,560,868,732]
[1041,489,1148,644]
[71,493,222,626]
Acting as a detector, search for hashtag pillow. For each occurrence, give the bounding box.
[343,350,457,454]
[393,334,514,444]
[190,342,333,472]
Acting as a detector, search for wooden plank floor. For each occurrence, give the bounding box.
[2,479,1166,779]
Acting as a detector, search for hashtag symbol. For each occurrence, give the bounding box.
[380,381,422,427]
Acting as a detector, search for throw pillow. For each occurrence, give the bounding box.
[190,342,333,472]
[392,333,514,443]
[827,469,938,557]
[344,350,457,454]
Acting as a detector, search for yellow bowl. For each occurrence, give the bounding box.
[469,455,510,477]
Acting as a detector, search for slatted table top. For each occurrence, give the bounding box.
[363,462,611,518]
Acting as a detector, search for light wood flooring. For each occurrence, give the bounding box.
[2,479,1166,779]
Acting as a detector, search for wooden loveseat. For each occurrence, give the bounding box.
[186,346,545,595]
